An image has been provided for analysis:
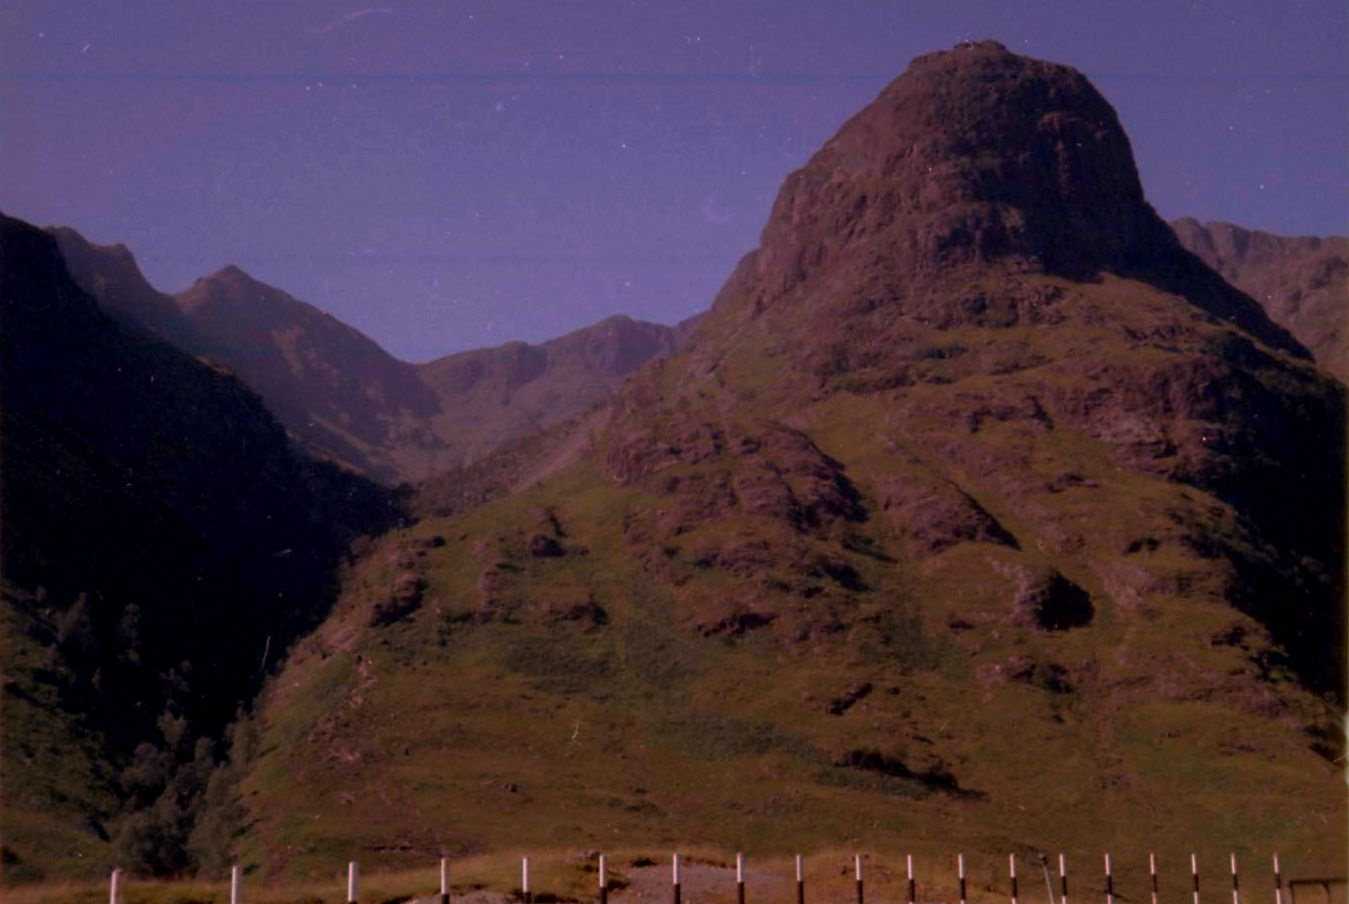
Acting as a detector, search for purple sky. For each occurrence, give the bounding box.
[3,1,1346,362]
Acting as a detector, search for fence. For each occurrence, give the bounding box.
[102,851,1345,904]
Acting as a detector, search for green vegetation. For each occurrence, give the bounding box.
[230,435,1342,882]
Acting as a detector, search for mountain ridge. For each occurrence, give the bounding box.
[51,227,692,484]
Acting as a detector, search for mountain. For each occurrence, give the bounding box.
[1170,218,1348,383]
[47,227,193,341]
[52,228,448,482]
[414,315,680,468]
[0,213,399,880]
[51,228,686,484]
[235,42,1345,880]
[173,265,446,482]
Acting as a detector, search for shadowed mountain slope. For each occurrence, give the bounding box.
[237,43,1345,880]
[1,213,399,880]
[1171,218,1348,383]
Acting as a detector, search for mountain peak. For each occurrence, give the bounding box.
[751,40,1158,296]
[179,264,285,314]
[715,42,1303,358]
[203,263,258,286]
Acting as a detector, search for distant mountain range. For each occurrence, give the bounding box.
[52,226,694,485]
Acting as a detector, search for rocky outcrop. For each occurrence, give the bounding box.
[721,41,1302,360]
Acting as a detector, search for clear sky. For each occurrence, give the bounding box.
[2,1,1345,362]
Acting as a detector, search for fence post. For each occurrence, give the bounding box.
[907,854,916,904]
[1150,854,1159,904]
[108,868,123,904]
[1273,855,1283,904]
[959,854,968,904]
[1192,854,1201,904]
[673,853,682,904]
[348,861,359,904]
[523,857,531,904]
[796,854,805,904]
[1106,854,1114,904]
[856,854,865,904]
[599,853,608,904]
[737,852,746,904]
[1011,854,1019,904]
[1061,854,1070,904]
[441,857,451,904]
[231,864,241,904]
[1231,854,1240,904]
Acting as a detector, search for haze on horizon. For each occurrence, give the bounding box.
[1,0,1345,362]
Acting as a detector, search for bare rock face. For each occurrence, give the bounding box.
[370,571,426,626]
[994,562,1095,631]
[723,41,1301,358]
[876,453,1018,556]
[756,41,1151,285]
[527,532,565,558]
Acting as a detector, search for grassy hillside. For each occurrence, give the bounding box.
[238,402,1343,881]
[12,41,1345,897]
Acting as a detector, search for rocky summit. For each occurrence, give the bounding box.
[236,43,1344,879]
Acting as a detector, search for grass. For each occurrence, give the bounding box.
[223,433,1344,884]
[0,585,118,882]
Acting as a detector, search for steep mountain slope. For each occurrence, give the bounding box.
[1171,218,1348,382]
[174,265,446,482]
[0,214,399,880]
[51,228,686,484]
[238,42,1345,881]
